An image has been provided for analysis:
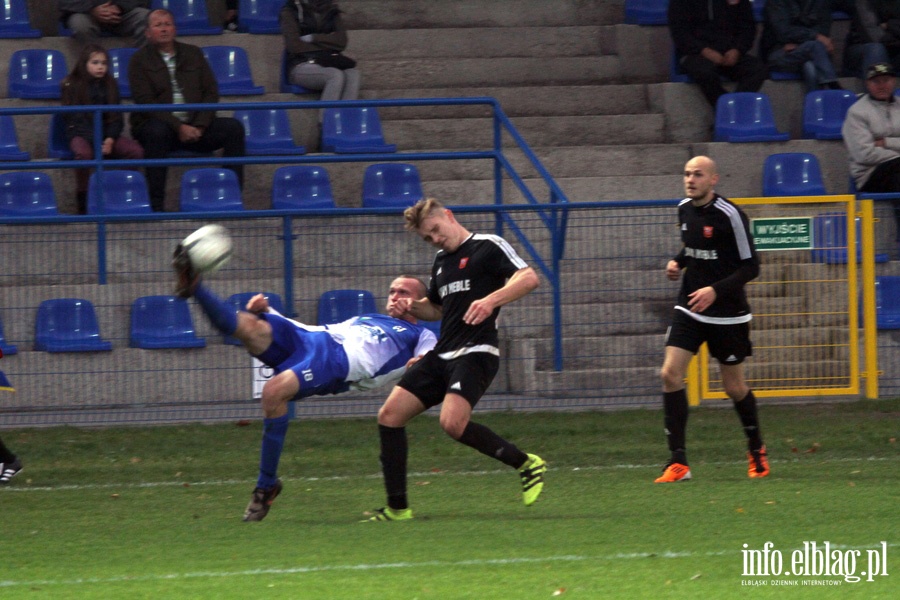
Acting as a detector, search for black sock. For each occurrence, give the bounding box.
[0,437,15,463]
[457,421,528,468]
[663,389,689,465]
[733,390,763,452]
[378,424,408,510]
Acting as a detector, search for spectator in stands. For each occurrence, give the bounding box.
[842,62,900,241]
[0,435,22,484]
[843,0,900,79]
[224,0,238,31]
[58,1,151,46]
[668,0,768,108]
[61,44,144,214]
[128,9,245,212]
[759,0,843,92]
[281,0,360,104]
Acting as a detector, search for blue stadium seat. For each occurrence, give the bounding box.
[0,313,17,355]
[271,165,337,209]
[321,107,397,154]
[130,295,206,349]
[0,0,41,38]
[201,46,264,95]
[108,47,137,98]
[751,0,764,22]
[714,92,790,142]
[802,89,858,140]
[47,113,73,160]
[624,0,669,25]
[361,163,424,208]
[0,115,30,161]
[8,49,67,99]
[280,50,312,94]
[87,170,153,214]
[0,171,59,217]
[317,289,377,325]
[237,0,281,34]
[762,153,827,196]
[34,298,112,352]
[224,291,285,345]
[151,0,220,35]
[233,108,306,155]
[811,211,889,264]
[874,276,900,329]
[179,168,244,212]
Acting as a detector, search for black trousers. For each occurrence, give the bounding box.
[133,117,245,211]
[859,157,900,239]
[680,53,768,108]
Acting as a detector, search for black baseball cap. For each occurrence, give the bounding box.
[866,63,897,79]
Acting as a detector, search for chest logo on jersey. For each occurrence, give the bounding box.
[459,257,469,269]
[703,226,714,238]
[438,279,471,298]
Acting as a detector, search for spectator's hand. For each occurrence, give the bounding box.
[701,48,725,65]
[300,34,314,42]
[784,43,798,52]
[722,49,740,67]
[92,2,122,24]
[178,124,203,143]
[666,260,682,281]
[245,294,270,314]
[687,286,717,313]
[815,34,834,54]
[101,137,114,156]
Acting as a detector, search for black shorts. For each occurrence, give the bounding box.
[665,309,752,365]
[397,351,499,409]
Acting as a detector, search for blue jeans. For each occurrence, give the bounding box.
[768,40,838,92]
[843,42,890,78]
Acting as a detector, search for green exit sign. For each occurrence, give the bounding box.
[752,217,813,251]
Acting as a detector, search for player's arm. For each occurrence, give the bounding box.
[465,266,539,325]
[245,294,271,314]
[404,296,443,322]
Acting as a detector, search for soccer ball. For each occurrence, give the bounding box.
[181,224,233,273]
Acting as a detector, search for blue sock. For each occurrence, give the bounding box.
[257,413,290,489]
[193,285,238,335]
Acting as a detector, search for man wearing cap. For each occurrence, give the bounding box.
[843,62,900,242]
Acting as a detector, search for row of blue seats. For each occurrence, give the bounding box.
[0,0,283,38]
[0,289,438,353]
[624,0,851,26]
[0,163,423,215]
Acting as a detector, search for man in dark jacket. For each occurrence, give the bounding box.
[843,0,900,78]
[128,9,245,211]
[668,0,768,107]
[58,1,150,46]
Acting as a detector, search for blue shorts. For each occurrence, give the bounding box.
[255,313,350,399]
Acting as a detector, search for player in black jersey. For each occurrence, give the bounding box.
[655,156,770,483]
[363,198,547,521]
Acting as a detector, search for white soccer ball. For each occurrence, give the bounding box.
[182,224,233,273]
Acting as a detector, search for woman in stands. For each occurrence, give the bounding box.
[60,44,144,214]
[281,0,361,104]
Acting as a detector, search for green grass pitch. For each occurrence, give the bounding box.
[1,399,897,599]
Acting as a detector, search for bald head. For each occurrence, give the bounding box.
[683,156,719,204]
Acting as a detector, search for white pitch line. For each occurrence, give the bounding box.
[0,455,895,494]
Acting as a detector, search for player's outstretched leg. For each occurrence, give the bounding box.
[655,389,691,483]
[518,453,547,506]
[243,479,283,522]
[747,446,770,479]
[361,507,414,522]
[172,243,201,298]
[0,457,23,484]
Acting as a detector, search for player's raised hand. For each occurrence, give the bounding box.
[245,294,270,314]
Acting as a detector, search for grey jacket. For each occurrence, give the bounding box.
[842,93,900,188]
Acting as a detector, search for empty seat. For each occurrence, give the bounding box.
[224,291,285,345]
[87,170,152,214]
[201,46,264,95]
[130,295,206,349]
[624,0,669,25]
[317,289,377,325]
[0,171,59,217]
[874,276,900,329]
[811,211,889,264]
[34,298,112,352]
[280,50,312,94]
[108,47,137,98]
[362,163,424,209]
[271,165,337,209]
[151,0,220,35]
[8,49,67,99]
[321,107,397,153]
[714,92,790,142]
[0,115,30,161]
[179,168,243,212]
[0,0,41,38]
[237,0,281,34]
[0,313,17,355]
[762,152,827,196]
[48,113,73,159]
[802,89,858,140]
[233,108,306,155]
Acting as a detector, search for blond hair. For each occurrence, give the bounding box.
[403,197,444,231]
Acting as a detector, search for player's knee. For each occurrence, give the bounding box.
[660,365,681,390]
[377,402,403,427]
[724,382,749,402]
[439,415,466,440]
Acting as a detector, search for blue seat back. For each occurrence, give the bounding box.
[802,89,858,140]
[762,153,827,196]
[321,107,397,153]
[108,47,137,98]
[233,108,305,155]
[875,276,900,329]
[34,298,112,352]
[224,291,285,345]
[0,115,30,161]
[179,168,243,212]
[811,211,889,264]
[48,113,73,159]
[0,171,58,217]
[272,165,337,209]
[0,0,41,38]
[88,170,153,214]
[624,0,669,25]
[362,163,424,208]
[202,46,264,95]
[151,0,221,35]
[317,289,377,325]
[714,92,790,142]
[130,295,206,348]
[8,49,67,99]
[238,0,282,33]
